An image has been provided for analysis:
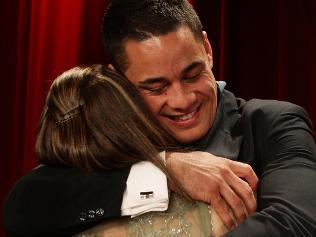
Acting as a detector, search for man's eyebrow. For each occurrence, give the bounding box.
[138,77,166,86]
[181,60,205,74]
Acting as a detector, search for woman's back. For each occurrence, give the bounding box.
[75,193,228,237]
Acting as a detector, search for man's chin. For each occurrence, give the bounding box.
[171,131,208,144]
[160,120,211,144]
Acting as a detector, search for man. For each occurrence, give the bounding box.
[3,0,316,236]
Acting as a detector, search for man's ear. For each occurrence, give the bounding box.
[107,64,116,71]
[202,31,213,68]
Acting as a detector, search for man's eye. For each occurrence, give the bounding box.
[139,85,167,95]
[147,87,165,94]
[184,72,201,82]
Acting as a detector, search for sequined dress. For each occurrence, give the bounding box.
[75,193,228,237]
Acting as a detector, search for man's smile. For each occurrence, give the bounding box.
[162,104,201,127]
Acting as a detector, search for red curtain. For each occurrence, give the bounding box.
[0,1,108,235]
[0,1,315,236]
[195,0,316,114]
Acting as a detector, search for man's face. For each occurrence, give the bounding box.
[124,26,217,144]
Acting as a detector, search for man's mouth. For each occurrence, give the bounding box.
[169,110,197,121]
[165,105,201,123]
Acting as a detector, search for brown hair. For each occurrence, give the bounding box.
[36,65,187,195]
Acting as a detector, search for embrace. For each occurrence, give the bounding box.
[3,0,316,236]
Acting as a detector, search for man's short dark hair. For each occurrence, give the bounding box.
[102,0,203,72]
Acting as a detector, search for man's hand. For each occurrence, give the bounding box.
[166,151,258,229]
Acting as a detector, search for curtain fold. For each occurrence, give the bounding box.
[0,1,315,236]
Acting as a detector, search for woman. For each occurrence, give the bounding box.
[36,65,229,236]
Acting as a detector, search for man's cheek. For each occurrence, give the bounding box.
[144,98,162,115]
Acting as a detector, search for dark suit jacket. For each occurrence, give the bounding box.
[3,89,316,236]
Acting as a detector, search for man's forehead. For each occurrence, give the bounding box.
[123,26,199,59]
[123,26,206,83]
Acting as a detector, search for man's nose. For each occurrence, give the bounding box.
[166,85,196,110]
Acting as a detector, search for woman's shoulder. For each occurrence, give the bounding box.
[75,193,228,237]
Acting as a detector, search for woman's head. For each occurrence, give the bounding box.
[36,65,175,172]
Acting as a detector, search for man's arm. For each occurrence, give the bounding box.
[225,101,316,236]
[2,166,129,237]
[165,102,316,236]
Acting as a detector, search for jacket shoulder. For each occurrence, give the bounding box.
[239,99,312,127]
